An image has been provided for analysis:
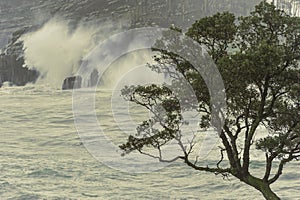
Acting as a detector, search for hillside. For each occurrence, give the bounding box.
[0,0,260,87]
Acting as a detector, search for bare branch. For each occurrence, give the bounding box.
[268,153,297,184]
[217,146,226,169]
[263,153,275,181]
[138,149,181,163]
[268,160,285,185]
[180,156,231,176]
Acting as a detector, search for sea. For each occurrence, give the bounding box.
[0,84,299,200]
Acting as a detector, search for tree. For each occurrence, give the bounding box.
[119,1,300,199]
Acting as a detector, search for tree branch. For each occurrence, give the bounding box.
[180,156,231,176]
[217,146,226,169]
[263,153,275,181]
[268,153,296,184]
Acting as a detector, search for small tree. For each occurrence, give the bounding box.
[120,2,300,199]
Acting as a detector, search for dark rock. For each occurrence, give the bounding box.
[0,0,262,50]
[62,76,82,90]
[0,27,39,88]
[88,69,99,87]
[0,0,261,89]
[0,54,39,87]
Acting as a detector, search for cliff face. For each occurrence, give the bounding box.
[0,54,39,86]
[0,0,261,88]
[62,76,82,90]
[0,0,261,49]
[0,26,39,87]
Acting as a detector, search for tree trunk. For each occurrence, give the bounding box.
[259,184,280,200]
[245,175,280,200]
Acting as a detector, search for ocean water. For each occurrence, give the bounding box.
[0,85,299,199]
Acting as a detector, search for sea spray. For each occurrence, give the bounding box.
[21,18,99,88]
[20,17,158,89]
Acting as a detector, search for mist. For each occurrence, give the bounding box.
[20,16,163,89]
[21,17,160,88]
[21,18,98,88]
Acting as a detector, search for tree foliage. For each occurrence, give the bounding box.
[119,1,300,199]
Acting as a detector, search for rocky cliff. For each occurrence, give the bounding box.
[0,0,261,88]
[0,54,39,86]
[0,26,39,87]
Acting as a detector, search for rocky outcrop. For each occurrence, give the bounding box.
[0,26,39,88]
[88,69,99,87]
[0,0,261,49]
[0,54,39,87]
[62,76,82,90]
[0,0,261,89]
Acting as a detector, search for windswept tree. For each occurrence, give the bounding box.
[119,1,300,199]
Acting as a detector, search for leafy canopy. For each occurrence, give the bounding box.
[120,1,299,199]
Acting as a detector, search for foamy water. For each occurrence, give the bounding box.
[0,85,299,199]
